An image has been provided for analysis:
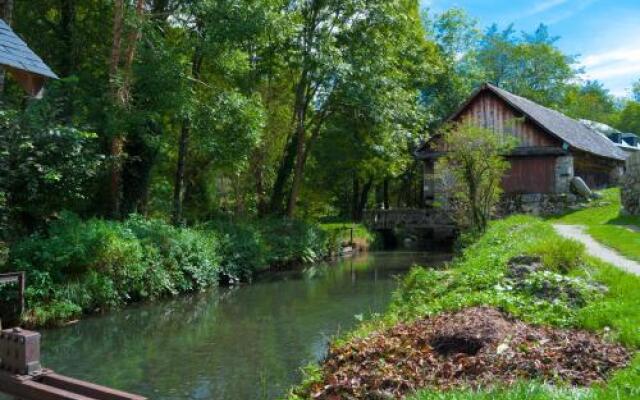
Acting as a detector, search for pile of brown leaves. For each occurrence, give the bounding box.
[310,307,630,399]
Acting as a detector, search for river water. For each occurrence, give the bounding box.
[25,252,448,400]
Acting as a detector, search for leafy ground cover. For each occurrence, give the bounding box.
[3,213,344,327]
[551,189,640,262]
[309,307,628,399]
[288,215,640,399]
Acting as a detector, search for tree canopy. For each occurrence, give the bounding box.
[0,1,638,238]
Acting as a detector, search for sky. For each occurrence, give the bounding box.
[420,0,640,97]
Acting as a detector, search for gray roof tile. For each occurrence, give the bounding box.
[0,18,58,80]
[485,83,626,161]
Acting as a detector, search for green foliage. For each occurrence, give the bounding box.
[9,213,220,327]
[562,81,617,123]
[0,108,102,236]
[436,122,516,233]
[527,237,585,273]
[6,212,334,326]
[617,101,640,135]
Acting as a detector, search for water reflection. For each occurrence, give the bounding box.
[8,252,449,400]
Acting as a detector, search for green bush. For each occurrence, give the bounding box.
[203,219,266,280]
[203,218,330,279]
[9,213,220,327]
[7,213,331,327]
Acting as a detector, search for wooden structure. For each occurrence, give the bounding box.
[416,83,627,204]
[0,328,146,400]
[0,18,58,96]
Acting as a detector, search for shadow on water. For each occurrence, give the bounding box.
[3,252,450,400]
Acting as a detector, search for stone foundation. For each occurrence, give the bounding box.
[622,152,640,216]
[498,193,579,216]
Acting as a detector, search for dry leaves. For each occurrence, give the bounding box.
[310,307,630,399]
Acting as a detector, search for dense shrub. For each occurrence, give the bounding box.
[6,213,333,326]
[203,218,331,279]
[9,213,220,327]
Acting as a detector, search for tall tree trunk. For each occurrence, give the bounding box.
[356,178,373,221]
[269,134,298,215]
[172,119,190,225]
[107,0,125,218]
[0,0,14,96]
[172,49,203,225]
[107,0,145,219]
[286,109,306,217]
[352,176,360,221]
[59,0,76,120]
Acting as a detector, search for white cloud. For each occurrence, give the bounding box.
[580,47,640,97]
[529,0,569,15]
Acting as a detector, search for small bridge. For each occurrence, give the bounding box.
[363,208,455,231]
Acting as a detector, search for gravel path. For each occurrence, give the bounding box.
[553,224,640,276]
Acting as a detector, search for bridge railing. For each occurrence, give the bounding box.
[363,208,454,230]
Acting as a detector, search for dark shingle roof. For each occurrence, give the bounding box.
[484,83,626,161]
[0,18,57,79]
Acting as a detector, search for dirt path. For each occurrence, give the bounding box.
[553,224,640,276]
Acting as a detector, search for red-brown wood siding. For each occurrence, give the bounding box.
[502,156,556,194]
[431,91,561,152]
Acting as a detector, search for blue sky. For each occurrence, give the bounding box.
[420,0,640,97]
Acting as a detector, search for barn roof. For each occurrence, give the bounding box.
[472,84,626,161]
[419,83,627,161]
[0,18,57,94]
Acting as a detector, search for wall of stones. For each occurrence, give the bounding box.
[622,152,640,216]
[498,193,579,216]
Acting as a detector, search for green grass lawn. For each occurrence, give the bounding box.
[288,215,640,399]
[550,188,640,262]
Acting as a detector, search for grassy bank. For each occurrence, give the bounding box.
[289,215,640,399]
[551,188,640,262]
[3,213,361,328]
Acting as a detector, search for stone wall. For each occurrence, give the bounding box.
[498,193,579,216]
[622,152,640,216]
[554,155,574,194]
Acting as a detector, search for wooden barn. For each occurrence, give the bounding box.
[416,83,627,207]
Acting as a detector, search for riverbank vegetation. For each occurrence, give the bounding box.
[551,189,640,262]
[10,213,340,327]
[288,216,640,399]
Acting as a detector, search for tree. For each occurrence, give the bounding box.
[618,101,640,135]
[478,23,576,107]
[435,122,515,233]
[562,81,616,124]
[0,106,102,236]
[632,79,640,102]
[420,7,481,123]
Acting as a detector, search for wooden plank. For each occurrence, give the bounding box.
[0,373,93,400]
[42,374,147,400]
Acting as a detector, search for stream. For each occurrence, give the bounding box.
[19,252,449,399]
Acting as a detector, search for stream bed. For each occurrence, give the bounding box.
[30,252,448,399]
